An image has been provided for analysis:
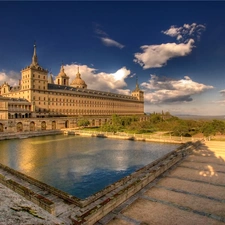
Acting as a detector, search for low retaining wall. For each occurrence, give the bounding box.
[0,130,63,141]
[0,173,55,214]
[0,162,82,207]
[64,130,203,144]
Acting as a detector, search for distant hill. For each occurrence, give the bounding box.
[175,114,225,120]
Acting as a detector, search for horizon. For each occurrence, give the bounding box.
[0,2,225,116]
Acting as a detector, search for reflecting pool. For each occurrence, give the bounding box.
[0,135,178,199]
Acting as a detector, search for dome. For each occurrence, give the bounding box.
[56,64,68,77]
[70,68,87,89]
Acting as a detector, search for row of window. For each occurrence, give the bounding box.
[37,108,138,114]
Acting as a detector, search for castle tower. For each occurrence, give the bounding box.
[70,67,87,89]
[56,64,69,86]
[20,43,48,98]
[131,77,144,101]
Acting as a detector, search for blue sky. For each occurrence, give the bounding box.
[0,1,225,115]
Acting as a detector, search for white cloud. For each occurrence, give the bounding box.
[101,37,125,49]
[63,64,131,93]
[134,22,206,69]
[162,23,206,41]
[134,39,194,69]
[93,22,125,49]
[0,71,20,87]
[141,75,213,104]
[162,25,182,38]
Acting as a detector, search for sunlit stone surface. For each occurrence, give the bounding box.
[0,135,178,199]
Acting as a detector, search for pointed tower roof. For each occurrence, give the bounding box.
[48,72,54,84]
[25,42,48,72]
[31,41,38,66]
[133,76,141,92]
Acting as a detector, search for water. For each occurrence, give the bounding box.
[0,135,178,199]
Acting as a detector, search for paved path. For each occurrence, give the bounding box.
[96,141,225,225]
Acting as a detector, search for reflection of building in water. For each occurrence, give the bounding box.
[0,44,144,119]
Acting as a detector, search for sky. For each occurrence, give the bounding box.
[0,1,225,116]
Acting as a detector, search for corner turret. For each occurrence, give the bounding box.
[131,77,144,101]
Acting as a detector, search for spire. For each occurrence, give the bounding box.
[31,41,38,66]
[48,72,54,84]
[60,62,65,73]
[135,75,140,91]
[76,66,81,78]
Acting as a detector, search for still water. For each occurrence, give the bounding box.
[0,135,178,199]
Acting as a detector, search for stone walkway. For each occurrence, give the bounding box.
[96,141,225,225]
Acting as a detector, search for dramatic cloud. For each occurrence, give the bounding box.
[93,22,125,49]
[141,75,213,104]
[162,23,206,41]
[0,71,20,86]
[63,64,131,93]
[101,37,124,49]
[134,39,194,69]
[134,23,205,69]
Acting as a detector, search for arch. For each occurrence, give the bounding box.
[92,119,95,126]
[0,123,3,132]
[17,122,23,132]
[65,120,69,128]
[30,121,35,131]
[52,121,56,130]
[41,121,46,130]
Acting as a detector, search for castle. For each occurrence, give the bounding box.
[0,44,144,120]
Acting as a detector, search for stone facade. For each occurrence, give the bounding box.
[0,44,144,120]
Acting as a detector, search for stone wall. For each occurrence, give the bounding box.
[0,173,55,214]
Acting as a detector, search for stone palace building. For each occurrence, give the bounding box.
[0,44,145,132]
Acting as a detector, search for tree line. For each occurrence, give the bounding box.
[98,113,225,137]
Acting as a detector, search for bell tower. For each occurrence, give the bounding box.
[21,43,48,93]
[56,64,69,86]
[131,77,144,101]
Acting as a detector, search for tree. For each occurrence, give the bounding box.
[77,119,90,127]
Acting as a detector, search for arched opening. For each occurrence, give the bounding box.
[92,119,95,126]
[52,121,56,130]
[17,122,23,132]
[0,123,3,132]
[65,120,69,128]
[30,121,35,131]
[41,121,46,130]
